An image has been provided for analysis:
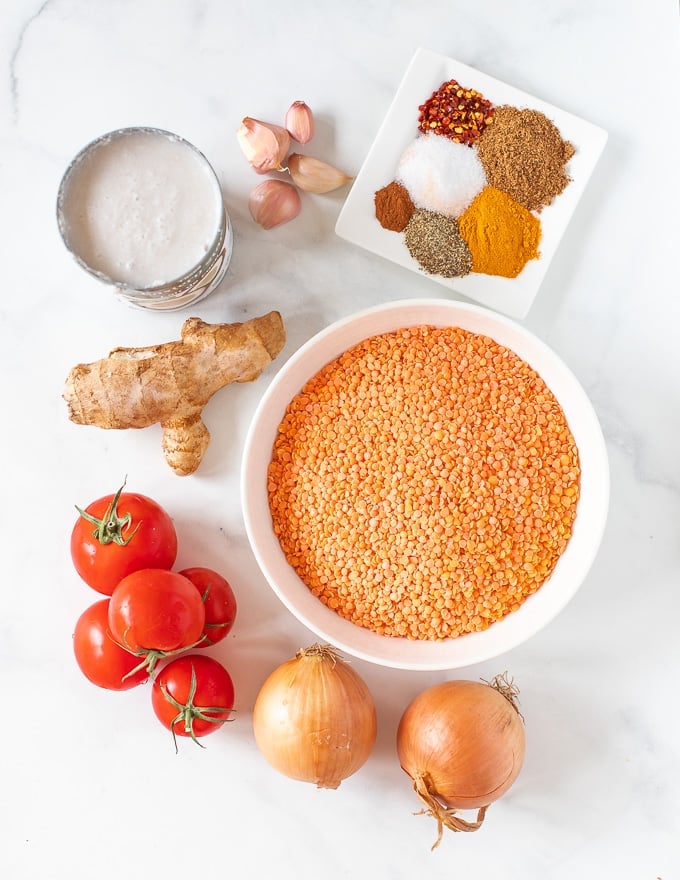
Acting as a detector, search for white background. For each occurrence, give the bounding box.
[1,1,678,878]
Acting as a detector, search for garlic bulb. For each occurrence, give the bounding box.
[237,117,290,174]
[252,644,377,789]
[287,153,352,193]
[248,179,301,229]
[285,101,315,144]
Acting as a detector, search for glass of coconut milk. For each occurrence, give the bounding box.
[57,127,232,310]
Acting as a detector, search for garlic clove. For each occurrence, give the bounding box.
[237,117,291,174]
[285,101,315,144]
[248,179,302,229]
[287,153,352,194]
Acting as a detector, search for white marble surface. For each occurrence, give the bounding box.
[2,1,678,877]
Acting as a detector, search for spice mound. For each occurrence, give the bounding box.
[374,181,414,232]
[404,210,472,278]
[458,186,542,278]
[396,134,487,217]
[268,325,581,641]
[418,79,495,145]
[476,105,575,212]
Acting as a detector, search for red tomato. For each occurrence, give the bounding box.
[108,569,205,659]
[73,599,148,690]
[152,655,235,748]
[71,483,178,595]
[179,567,237,646]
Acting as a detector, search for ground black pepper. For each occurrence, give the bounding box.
[404,209,472,278]
[476,105,575,212]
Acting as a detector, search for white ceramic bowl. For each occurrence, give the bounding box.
[241,299,609,670]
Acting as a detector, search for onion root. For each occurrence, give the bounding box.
[413,773,489,849]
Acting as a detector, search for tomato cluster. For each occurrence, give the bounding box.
[71,483,236,749]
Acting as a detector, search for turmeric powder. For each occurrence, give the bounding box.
[458,186,541,278]
[64,311,285,475]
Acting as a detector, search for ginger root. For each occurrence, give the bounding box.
[64,311,286,475]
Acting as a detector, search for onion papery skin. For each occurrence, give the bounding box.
[252,645,377,790]
[397,679,526,811]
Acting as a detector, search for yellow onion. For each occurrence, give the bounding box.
[287,153,352,193]
[252,644,377,789]
[397,675,526,848]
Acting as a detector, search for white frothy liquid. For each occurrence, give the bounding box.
[61,130,223,289]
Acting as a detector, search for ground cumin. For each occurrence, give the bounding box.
[268,325,580,641]
[375,181,415,232]
[458,186,541,278]
[477,105,575,212]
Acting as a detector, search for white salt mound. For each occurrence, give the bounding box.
[397,134,487,217]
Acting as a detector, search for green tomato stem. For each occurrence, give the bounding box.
[159,663,234,751]
[120,634,209,681]
[75,478,141,546]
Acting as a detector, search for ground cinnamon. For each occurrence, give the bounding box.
[375,180,415,231]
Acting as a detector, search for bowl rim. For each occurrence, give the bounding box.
[241,297,610,670]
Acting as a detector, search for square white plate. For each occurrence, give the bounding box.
[335,48,608,319]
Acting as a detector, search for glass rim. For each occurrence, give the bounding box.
[56,125,226,293]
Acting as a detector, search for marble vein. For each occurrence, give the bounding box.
[9,0,52,124]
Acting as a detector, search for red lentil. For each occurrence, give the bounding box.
[267,325,580,641]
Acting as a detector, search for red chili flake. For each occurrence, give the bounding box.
[417,79,495,146]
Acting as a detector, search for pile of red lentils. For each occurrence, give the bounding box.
[268,325,580,641]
